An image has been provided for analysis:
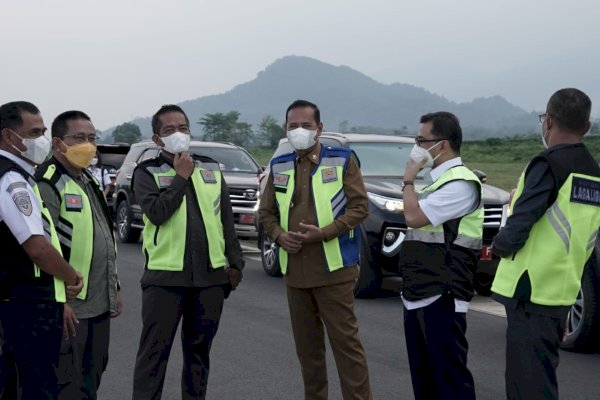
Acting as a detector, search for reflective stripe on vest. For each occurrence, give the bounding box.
[42,164,92,300]
[32,182,67,303]
[272,149,358,274]
[492,172,600,306]
[404,165,484,250]
[142,161,226,271]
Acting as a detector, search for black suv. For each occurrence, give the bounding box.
[113,140,262,243]
[257,133,510,298]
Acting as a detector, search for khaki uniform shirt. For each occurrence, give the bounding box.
[259,143,368,288]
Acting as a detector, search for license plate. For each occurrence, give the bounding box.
[481,245,493,260]
[239,214,255,225]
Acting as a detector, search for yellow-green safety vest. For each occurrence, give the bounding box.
[142,161,226,271]
[492,172,600,306]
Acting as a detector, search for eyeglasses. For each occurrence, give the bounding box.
[63,134,99,143]
[538,113,550,124]
[415,137,443,146]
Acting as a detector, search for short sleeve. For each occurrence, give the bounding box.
[0,172,45,244]
[102,169,112,187]
[419,180,479,227]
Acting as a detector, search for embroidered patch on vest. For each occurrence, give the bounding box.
[65,194,83,212]
[321,167,338,183]
[12,191,32,216]
[273,173,289,187]
[571,177,600,206]
[158,176,174,188]
[201,170,217,184]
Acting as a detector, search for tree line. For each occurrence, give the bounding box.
[105,111,285,148]
[103,112,600,146]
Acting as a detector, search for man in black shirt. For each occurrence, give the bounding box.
[132,105,244,400]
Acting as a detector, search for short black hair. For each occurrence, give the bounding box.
[0,101,40,141]
[285,99,321,125]
[547,88,592,133]
[51,110,92,139]
[151,104,190,135]
[419,111,462,152]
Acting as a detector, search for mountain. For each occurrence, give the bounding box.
[105,55,538,140]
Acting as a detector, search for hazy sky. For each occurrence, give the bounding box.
[2,0,599,131]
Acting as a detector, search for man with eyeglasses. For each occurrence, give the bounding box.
[0,101,83,399]
[398,112,483,400]
[132,104,244,400]
[492,88,600,400]
[35,110,121,399]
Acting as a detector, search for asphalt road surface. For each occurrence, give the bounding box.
[98,241,600,400]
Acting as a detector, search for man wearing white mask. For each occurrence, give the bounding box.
[0,101,84,399]
[132,104,243,399]
[259,100,372,400]
[492,88,600,400]
[35,110,121,399]
[87,151,112,198]
[399,111,483,400]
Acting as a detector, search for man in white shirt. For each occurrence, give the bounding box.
[0,101,83,400]
[398,112,483,400]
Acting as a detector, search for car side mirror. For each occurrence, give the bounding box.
[472,169,487,183]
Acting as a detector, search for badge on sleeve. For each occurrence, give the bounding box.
[158,176,174,188]
[201,170,217,184]
[12,191,33,216]
[321,167,338,183]
[65,194,83,212]
[273,173,289,187]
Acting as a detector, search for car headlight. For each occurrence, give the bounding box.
[368,192,404,213]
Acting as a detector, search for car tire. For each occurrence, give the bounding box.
[354,239,382,298]
[561,253,600,352]
[474,272,493,296]
[116,200,141,244]
[260,231,282,277]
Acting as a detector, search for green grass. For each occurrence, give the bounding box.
[463,162,524,191]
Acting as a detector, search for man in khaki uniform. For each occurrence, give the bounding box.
[259,99,372,400]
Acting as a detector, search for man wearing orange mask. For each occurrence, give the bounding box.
[35,111,121,399]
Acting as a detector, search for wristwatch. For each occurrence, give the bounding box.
[401,180,414,190]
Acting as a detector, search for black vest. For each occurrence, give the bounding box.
[399,180,479,302]
[0,156,58,301]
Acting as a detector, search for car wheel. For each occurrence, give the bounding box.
[260,231,282,277]
[116,201,141,244]
[561,253,600,352]
[354,239,382,298]
[474,272,493,296]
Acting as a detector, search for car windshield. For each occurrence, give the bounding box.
[189,146,261,173]
[349,142,420,178]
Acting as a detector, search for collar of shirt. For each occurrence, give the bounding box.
[0,149,35,175]
[296,143,321,165]
[429,156,463,182]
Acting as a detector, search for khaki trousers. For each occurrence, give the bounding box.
[287,280,372,400]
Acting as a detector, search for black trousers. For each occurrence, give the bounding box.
[0,300,63,400]
[133,285,225,400]
[403,295,475,400]
[504,305,568,400]
[57,312,111,400]
[0,321,17,400]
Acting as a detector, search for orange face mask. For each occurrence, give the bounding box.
[61,141,97,169]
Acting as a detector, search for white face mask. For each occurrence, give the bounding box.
[287,127,317,150]
[540,129,549,149]
[160,131,190,154]
[91,157,98,166]
[9,130,51,165]
[409,140,443,169]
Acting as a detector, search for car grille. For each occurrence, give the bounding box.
[483,204,506,242]
[229,187,258,209]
